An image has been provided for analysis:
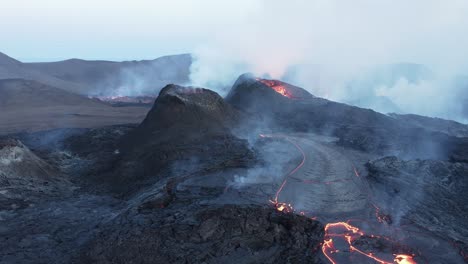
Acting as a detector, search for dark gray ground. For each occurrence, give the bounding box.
[0,79,150,135]
[0,126,325,264]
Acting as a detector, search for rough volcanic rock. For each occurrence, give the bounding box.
[366,156,468,260]
[79,203,324,264]
[107,84,255,193]
[0,138,70,209]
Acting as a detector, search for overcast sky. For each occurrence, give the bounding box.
[2,0,468,69]
[1,0,259,61]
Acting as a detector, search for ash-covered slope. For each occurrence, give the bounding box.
[110,84,254,193]
[0,79,148,134]
[0,139,69,210]
[227,74,467,161]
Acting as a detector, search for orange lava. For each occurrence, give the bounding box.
[323,222,417,264]
[257,78,296,99]
[394,254,417,264]
[272,201,294,213]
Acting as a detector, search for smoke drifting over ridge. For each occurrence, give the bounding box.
[189,0,468,122]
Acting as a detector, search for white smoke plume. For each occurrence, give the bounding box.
[189,0,468,122]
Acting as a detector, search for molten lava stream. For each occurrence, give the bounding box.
[263,134,418,264]
[322,221,417,264]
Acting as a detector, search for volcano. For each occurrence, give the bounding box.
[226,73,314,110]
[227,74,468,161]
[109,84,255,193]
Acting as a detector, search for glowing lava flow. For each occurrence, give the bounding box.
[256,78,297,99]
[264,134,418,264]
[394,254,417,264]
[322,221,416,264]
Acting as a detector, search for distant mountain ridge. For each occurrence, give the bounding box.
[0,52,21,66]
[0,51,192,95]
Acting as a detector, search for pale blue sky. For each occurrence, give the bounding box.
[1,0,258,61]
[2,0,468,69]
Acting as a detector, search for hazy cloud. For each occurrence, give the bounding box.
[189,0,468,121]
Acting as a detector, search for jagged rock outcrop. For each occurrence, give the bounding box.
[79,204,324,264]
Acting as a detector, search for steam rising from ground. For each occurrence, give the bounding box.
[189,0,468,122]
